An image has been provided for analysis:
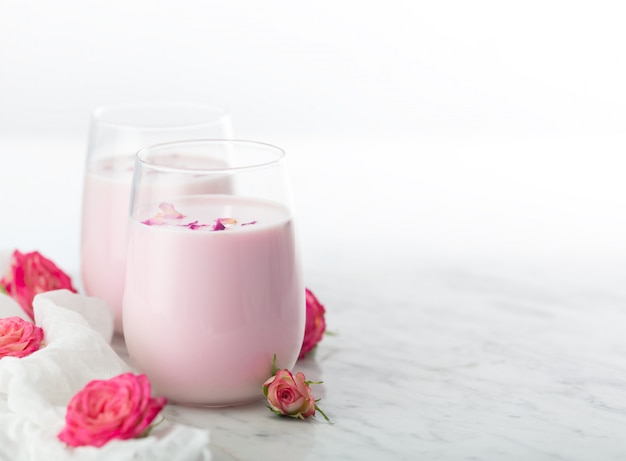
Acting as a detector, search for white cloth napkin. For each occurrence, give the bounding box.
[0,290,211,461]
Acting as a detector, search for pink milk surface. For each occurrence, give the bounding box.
[122,195,305,406]
[80,156,134,333]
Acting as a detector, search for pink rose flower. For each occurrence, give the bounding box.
[262,355,330,422]
[263,369,317,419]
[0,316,44,359]
[0,250,77,319]
[299,288,326,359]
[58,373,167,448]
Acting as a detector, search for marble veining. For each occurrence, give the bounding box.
[114,257,626,461]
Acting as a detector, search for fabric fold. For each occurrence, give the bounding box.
[0,289,211,461]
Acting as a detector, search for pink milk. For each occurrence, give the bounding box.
[81,156,232,333]
[122,195,305,406]
[81,156,134,333]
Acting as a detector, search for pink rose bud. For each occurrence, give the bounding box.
[58,373,167,448]
[0,316,44,359]
[263,369,317,419]
[0,250,77,319]
[299,288,326,359]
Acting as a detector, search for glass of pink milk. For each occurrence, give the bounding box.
[122,140,305,407]
[80,103,232,334]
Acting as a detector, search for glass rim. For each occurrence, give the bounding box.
[136,139,286,174]
[91,102,230,130]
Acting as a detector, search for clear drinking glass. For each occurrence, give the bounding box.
[80,103,232,334]
[122,140,305,406]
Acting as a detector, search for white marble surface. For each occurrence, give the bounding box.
[2,134,626,460]
[107,254,626,461]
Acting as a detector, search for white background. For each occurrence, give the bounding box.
[0,1,624,290]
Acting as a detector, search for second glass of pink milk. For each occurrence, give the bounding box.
[80,103,232,334]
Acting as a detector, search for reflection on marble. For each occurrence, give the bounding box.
[113,254,626,461]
